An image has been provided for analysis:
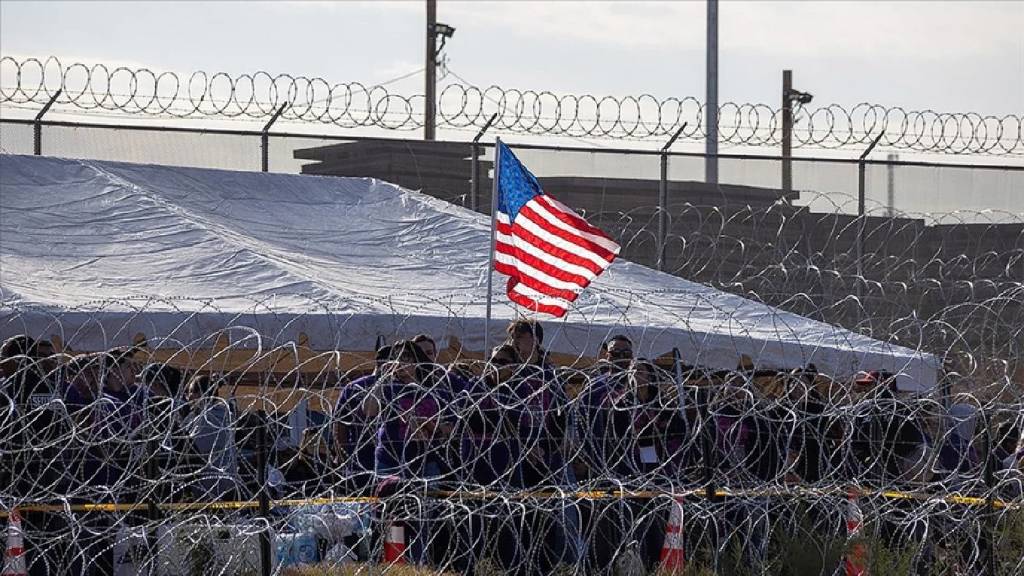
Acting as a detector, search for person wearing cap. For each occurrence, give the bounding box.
[848,371,929,487]
[573,334,635,481]
[568,335,635,573]
[1,336,66,494]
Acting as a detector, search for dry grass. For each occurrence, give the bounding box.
[281,563,459,576]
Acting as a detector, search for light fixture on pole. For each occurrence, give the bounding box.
[424,1,455,141]
[432,22,456,60]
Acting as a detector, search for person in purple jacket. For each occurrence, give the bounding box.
[412,332,472,397]
[372,340,453,566]
[505,334,579,575]
[333,345,390,493]
[373,340,453,480]
[576,334,635,481]
[452,344,524,574]
[64,351,146,492]
[411,332,470,479]
[573,335,634,574]
[459,344,522,489]
[63,350,146,576]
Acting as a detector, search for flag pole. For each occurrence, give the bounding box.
[484,138,502,356]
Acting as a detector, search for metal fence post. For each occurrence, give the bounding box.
[658,123,687,271]
[256,410,273,576]
[470,113,498,212]
[982,412,997,576]
[886,153,898,217]
[260,105,288,172]
[856,131,885,300]
[33,90,62,155]
[145,436,160,570]
[702,401,718,504]
[781,70,793,194]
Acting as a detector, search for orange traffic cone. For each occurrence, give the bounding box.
[659,496,685,572]
[844,490,866,576]
[2,509,27,576]
[383,523,407,564]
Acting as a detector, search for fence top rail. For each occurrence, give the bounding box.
[3,117,1023,172]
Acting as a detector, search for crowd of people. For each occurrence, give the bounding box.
[2,321,1023,575]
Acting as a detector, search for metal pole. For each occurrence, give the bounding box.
[982,412,996,576]
[260,104,288,172]
[146,436,160,569]
[658,123,687,272]
[701,391,718,504]
[886,153,898,217]
[781,70,792,193]
[470,113,498,212]
[672,348,686,417]
[256,411,273,576]
[856,131,886,292]
[484,138,503,356]
[659,154,668,271]
[425,0,437,141]
[471,146,480,211]
[33,89,62,155]
[705,0,719,184]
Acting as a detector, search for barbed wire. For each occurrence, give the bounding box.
[2,194,1023,574]
[1,310,1022,574]
[2,56,1021,156]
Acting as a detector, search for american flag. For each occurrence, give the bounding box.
[493,141,620,317]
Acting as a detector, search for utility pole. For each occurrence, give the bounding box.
[705,0,719,184]
[425,0,437,141]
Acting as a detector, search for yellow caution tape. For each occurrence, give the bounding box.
[2,486,1018,518]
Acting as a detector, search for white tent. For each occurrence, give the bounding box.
[0,154,939,390]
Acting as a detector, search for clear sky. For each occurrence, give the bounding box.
[2,0,1021,115]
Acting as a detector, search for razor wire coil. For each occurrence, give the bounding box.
[2,56,1021,156]
[2,194,1023,575]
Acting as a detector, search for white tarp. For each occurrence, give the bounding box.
[0,154,938,389]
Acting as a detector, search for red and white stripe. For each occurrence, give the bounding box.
[495,194,619,317]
